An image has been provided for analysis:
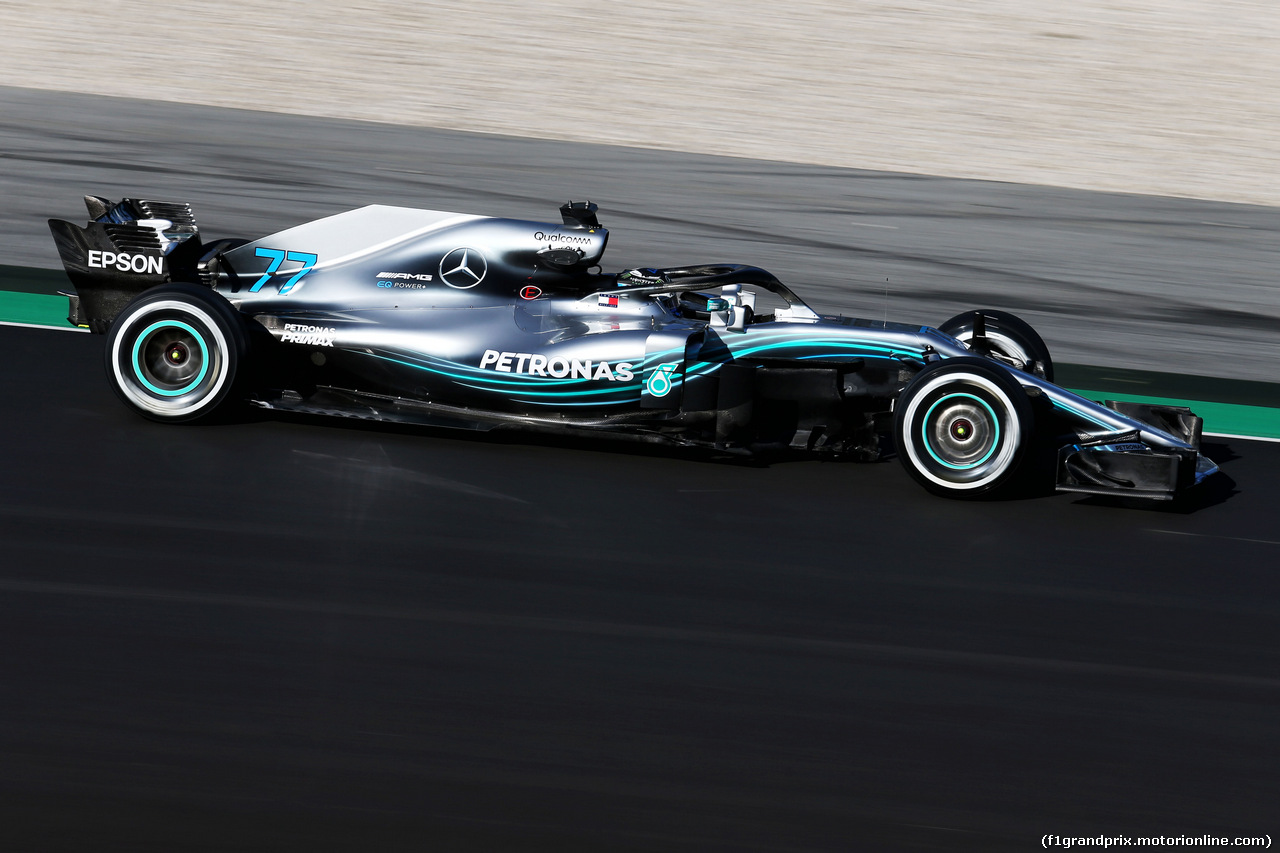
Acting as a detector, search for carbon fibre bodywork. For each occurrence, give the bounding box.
[49,196,1218,499]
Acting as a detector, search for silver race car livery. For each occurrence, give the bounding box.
[49,196,1218,500]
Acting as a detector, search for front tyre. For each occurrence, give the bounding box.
[105,283,248,423]
[894,357,1033,498]
[938,309,1053,382]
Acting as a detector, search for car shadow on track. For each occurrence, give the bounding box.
[1065,439,1240,513]
[244,405,784,468]
[221,405,1242,509]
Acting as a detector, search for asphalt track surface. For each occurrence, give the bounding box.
[2,88,1280,850]
[5,85,1280,383]
[2,323,1277,852]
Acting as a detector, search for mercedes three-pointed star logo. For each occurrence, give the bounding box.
[439,247,488,289]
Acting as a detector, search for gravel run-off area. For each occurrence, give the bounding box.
[2,1,1278,206]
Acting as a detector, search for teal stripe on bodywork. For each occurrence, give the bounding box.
[718,332,922,362]
[362,350,642,403]
[362,333,922,407]
[1048,396,1120,430]
[4,280,1279,439]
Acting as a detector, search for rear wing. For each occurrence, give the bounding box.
[48,196,207,333]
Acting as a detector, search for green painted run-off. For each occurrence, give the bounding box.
[0,291,77,329]
[1061,391,1280,441]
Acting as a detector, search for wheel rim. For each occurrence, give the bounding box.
[131,320,211,396]
[955,329,1034,373]
[110,298,233,419]
[900,371,1023,491]
[923,393,999,470]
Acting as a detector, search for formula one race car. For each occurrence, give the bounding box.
[48,196,1218,500]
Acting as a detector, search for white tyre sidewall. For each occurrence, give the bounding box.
[110,298,233,419]
[900,371,1022,492]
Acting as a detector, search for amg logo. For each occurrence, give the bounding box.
[87,250,164,275]
[280,323,336,347]
[377,272,433,281]
[479,349,635,382]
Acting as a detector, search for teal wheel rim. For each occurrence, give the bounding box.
[922,392,1000,470]
[130,320,211,397]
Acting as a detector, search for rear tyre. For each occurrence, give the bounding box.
[105,283,248,423]
[938,309,1053,382]
[894,357,1033,498]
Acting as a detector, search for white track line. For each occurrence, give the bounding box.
[0,320,88,332]
[1204,431,1280,444]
